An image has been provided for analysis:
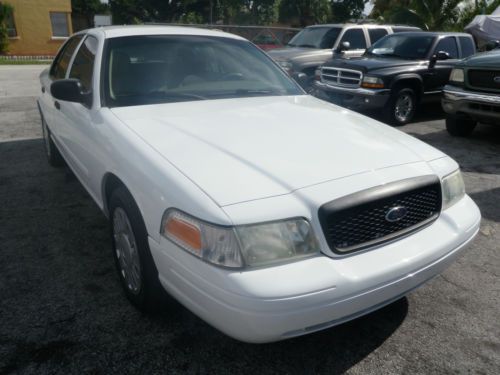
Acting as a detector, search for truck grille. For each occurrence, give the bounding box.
[468,69,500,91]
[320,67,362,87]
[318,176,442,254]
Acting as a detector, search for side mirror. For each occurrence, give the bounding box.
[429,51,451,67]
[51,79,92,107]
[335,41,351,53]
[485,40,500,51]
[292,72,309,90]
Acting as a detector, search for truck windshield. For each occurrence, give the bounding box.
[287,27,342,49]
[366,34,435,59]
[103,35,302,107]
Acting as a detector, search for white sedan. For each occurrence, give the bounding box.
[37,25,481,343]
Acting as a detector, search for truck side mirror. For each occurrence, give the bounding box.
[485,40,500,51]
[292,72,309,90]
[335,41,351,54]
[429,51,450,67]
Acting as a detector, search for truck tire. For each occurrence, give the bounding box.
[446,114,477,137]
[385,87,417,126]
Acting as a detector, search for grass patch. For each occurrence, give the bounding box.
[0,58,51,65]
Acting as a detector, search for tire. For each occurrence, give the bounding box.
[385,87,417,126]
[446,114,477,137]
[41,115,64,167]
[109,186,164,311]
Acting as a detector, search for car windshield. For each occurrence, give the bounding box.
[104,35,302,107]
[366,34,435,59]
[287,27,342,49]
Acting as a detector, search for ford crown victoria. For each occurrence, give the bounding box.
[37,26,481,343]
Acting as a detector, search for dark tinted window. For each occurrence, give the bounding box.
[69,36,98,91]
[288,27,341,49]
[339,29,366,50]
[435,37,459,59]
[368,28,388,44]
[50,35,83,80]
[459,37,475,58]
[392,27,421,33]
[367,34,434,59]
[104,36,301,107]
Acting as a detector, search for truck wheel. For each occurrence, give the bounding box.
[41,115,64,167]
[385,87,417,126]
[446,114,477,137]
[109,186,164,311]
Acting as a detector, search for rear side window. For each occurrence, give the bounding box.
[339,29,367,50]
[50,35,83,80]
[69,36,98,91]
[435,37,459,59]
[459,37,475,58]
[368,28,388,45]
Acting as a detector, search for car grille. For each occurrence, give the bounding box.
[318,176,442,254]
[468,69,500,91]
[320,67,362,87]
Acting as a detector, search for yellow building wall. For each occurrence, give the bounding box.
[5,0,73,56]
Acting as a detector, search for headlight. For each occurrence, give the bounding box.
[277,60,294,75]
[361,76,384,89]
[161,209,320,268]
[449,68,464,84]
[441,170,465,210]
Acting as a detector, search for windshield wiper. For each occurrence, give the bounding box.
[235,88,283,96]
[147,91,208,101]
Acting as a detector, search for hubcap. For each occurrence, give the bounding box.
[113,207,142,294]
[394,93,413,123]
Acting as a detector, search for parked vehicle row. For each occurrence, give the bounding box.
[38,25,480,343]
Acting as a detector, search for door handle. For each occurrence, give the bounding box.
[54,101,60,110]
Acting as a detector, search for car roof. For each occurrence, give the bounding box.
[385,31,472,37]
[305,24,420,29]
[83,25,246,40]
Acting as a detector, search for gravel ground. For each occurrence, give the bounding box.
[0,65,499,374]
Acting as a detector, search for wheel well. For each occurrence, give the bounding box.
[392,78,423,100]
[102,173,127,217]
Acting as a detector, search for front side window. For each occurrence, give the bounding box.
[104,35,302,107]
[434,37,459,59]
[50,12,70,37]
[339,29,367,50]
[287,27,341,49]
[368,28,388,45]
[50,35,83,80]
[69,36,98,91]
[367,34,435,59]
[5,9,17,37]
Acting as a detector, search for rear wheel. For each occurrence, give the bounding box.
[385,87,417,126]
[446,114,477,137]
[109,186,164,311]
[41,116,64,167]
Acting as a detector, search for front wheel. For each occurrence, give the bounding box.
[446,114,477,137]
[385,87,417,126]
[109,186,164,310]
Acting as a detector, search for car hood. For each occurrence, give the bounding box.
[459,50,500,68]
[324,56,426,73]
[268,47,330,61]
[110,95,444,207]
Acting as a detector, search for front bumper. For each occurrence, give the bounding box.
[442,85,500,124]
[150,195,480,343]
[314,80,390,110]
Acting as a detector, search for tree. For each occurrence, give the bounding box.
[279,0,331,27]
[0,2,13,54]
[72,0,109,29]
[331,0,368,22]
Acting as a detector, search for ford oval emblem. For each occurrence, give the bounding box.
[494,76,500,84]
[385,206,408,222]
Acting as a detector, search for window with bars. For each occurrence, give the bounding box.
[50,12,70,37]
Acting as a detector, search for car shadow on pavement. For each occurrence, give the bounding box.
[0,138,409,374]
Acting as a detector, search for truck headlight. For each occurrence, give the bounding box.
[277,60,294,75]
[441,170,465,210]
[361,76,384,89]
[161,210,320,268]
[449,68,464,84]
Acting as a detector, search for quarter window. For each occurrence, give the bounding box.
[368,29,388,45]
[339,29,367,50]
[459,37,475,58]
[5,9,17,37]
[434,37,459,59]
[50,35,83,80]
[50,12,70,37]
[69,36,98,91]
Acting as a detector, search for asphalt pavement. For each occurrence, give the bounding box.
[0,65,499,374]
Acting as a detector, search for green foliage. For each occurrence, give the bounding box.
[0,2,13,54]
[331,0,368,22]
[278,0,331,26]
